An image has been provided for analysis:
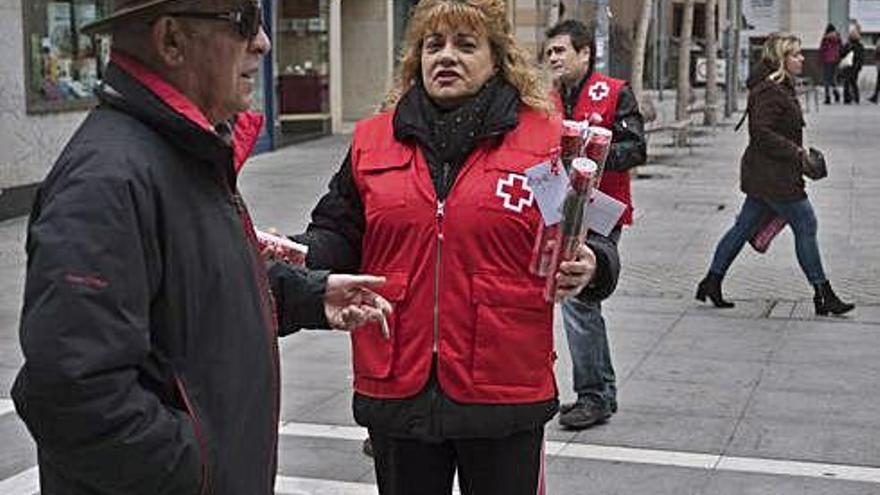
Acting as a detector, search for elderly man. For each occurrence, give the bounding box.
[11,1,389,494]
[544,20,647,430]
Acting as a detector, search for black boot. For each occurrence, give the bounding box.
[813,282,855,316]
[696,273,735,308]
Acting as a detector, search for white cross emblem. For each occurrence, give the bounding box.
[495,173,534,213]
[588,81,610,102]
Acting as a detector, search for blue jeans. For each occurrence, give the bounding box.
[562,296,617,412]
[709,195,827,285]
[822,63,838,101]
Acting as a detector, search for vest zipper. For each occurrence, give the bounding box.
[433,199,445,353]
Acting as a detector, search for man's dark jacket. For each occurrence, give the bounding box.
[12,60,327,495]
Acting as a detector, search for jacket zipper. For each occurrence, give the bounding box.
[174,376,211,495]
[231,192,280,494]
[433,199,445,353]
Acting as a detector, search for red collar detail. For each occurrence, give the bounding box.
[111,51,266,173]
[111,52,215,133]
[232,112,265,173]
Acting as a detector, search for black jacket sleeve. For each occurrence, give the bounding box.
[576,227,622,302]
[605,85,648,172]
[291,149,365,272]
[268,264,331,335]
[12,163,202,495]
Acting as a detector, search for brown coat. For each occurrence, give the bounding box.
[740,64,807,201]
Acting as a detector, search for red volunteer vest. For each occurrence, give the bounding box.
[349,108,561,404]
[554,71,633,225]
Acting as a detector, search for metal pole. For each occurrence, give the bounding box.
[595,0,610,73]
[732,0,741,112]
[724,0,735,116]
[653,0,661,95]
[658,0,667,101]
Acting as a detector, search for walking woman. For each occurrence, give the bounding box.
[696,33,854,316]
[840,22,865,104]
[277,1,621,493]
[819,23,841,104]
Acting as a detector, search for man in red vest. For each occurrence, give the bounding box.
[545,20,647,430]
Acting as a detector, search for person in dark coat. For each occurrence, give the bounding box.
[696,33,854,316]
[819,23,841,104]
[840,22,865,104]
[868,35,880,104]
[276,1,620,493]
[12,2,390,494]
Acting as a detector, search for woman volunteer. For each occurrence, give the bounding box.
[279,1,620,493]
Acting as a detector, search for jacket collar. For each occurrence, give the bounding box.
[98,52,264,179]
[392,77,519,147]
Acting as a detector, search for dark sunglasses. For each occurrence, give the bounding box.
[168,2,263,40]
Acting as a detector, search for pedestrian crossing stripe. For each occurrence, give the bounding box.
[0,399,14,417]
[3,421,880,494]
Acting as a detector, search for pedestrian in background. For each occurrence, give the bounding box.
[868,34,879,104]
[286,1,620,493]
[543,19,646,431]
[819,23,841,104]
[696,33,854,317]
[11,1,390,494]
[840,21,865,104]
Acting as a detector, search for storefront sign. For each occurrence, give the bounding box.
[851,0,880,32]
[742,0,782,35]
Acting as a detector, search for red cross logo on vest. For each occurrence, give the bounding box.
[495,173,534,213]
[588,81,611,102]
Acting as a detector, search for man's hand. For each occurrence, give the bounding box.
[554,243,597,301]
[324,275,393,330]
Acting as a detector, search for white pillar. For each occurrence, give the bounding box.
[387,0,396,84]
[330,0,343,134]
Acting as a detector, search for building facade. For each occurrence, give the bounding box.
[2,0,876,218]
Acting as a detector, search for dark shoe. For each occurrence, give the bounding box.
[813,281,855,316]
[559,401,613,430]
[824,97,832,105]
[869,95,879,104]
[833,90,841,102]
[696,273,735,308]
[362,438,373,457]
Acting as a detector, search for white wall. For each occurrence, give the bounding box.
[788,0,828,49]
[341,0,393,121]
[0,0,88,188]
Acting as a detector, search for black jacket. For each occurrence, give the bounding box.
[291,82,620,440]
[12,61,328,495]
[841,39,865,72]
[561,72,648,172]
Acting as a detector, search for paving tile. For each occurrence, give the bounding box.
[699,470,880,495]
[725,418,880,467]
[563,410,739,455]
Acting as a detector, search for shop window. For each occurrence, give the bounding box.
[276,0,331,143]
[22,0,112,114]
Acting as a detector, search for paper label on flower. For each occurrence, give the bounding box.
[584,190,627,236]
[525,161,568,226]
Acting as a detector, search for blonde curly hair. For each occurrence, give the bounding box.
[383,0,551,112]
[762,32,802,84]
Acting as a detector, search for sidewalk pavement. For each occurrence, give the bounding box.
[0,101,878,494]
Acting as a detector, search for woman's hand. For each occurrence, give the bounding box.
[554,243,597,301]
[324,275,393,331]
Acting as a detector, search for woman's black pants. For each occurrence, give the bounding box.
[369,427,545,495]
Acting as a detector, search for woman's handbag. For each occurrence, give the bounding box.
[802,147,828,180]
[838,50,854,71]
[749,211,787,254]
